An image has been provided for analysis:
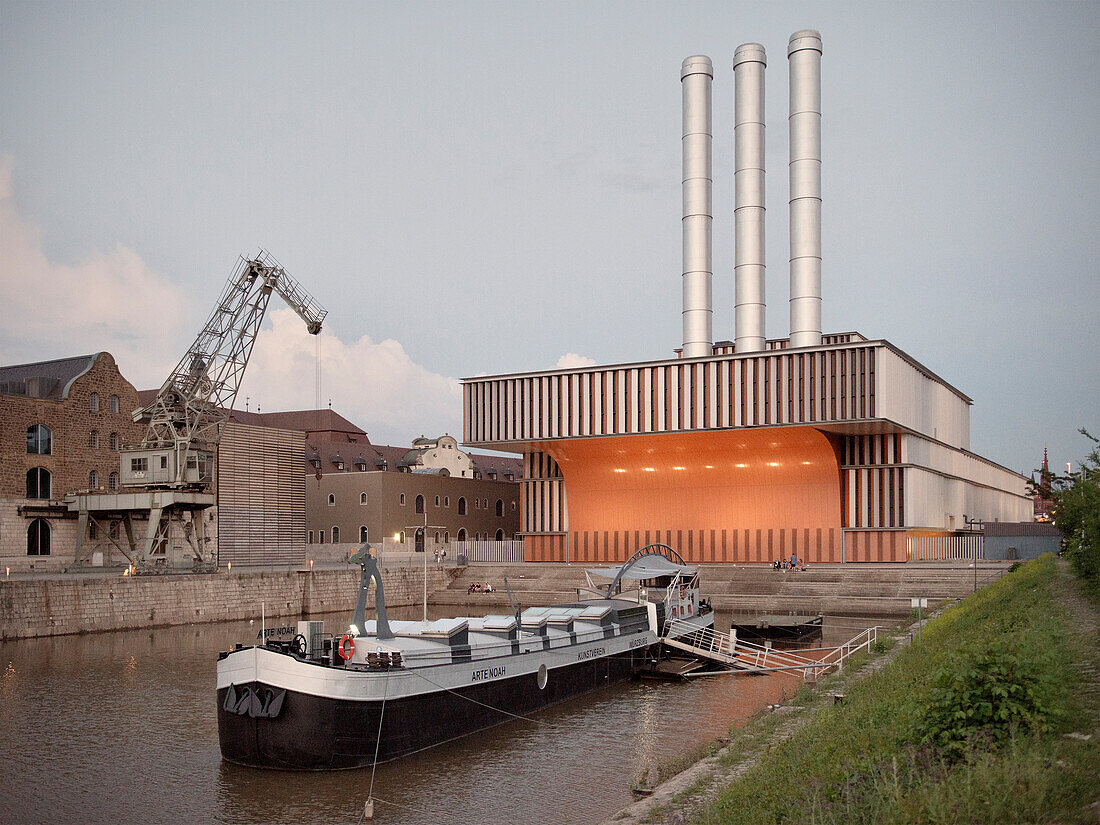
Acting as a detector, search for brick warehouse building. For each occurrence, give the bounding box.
[0,353,144,568]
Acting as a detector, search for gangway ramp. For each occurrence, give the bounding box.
[663,617,879,679]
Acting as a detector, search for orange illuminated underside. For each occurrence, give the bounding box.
[529,427,846,564]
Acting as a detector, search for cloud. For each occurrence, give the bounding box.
[554,352,597,369]
[241,308,464,446]
[0,154,190,387]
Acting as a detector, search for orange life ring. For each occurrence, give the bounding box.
[338,634,355,661]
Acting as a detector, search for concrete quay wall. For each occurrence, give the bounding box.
[0,566,450,640]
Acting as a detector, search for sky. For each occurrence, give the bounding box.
[1,1,1097,477]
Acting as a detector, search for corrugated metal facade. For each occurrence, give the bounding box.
[217,422,306,565]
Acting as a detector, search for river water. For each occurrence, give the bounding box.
[0,609,884,825]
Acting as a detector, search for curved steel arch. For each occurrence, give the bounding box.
[603,543,686,598]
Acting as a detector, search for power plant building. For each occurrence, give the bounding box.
[461,32,1031,565]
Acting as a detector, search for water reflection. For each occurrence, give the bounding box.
[0,610,891,825]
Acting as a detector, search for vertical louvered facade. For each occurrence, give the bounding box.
[217,422,306,565]
[464,336,1031,564]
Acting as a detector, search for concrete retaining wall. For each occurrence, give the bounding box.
[0,566,450,640]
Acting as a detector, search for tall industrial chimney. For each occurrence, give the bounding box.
[787,30,822,349]
[733,43,767,354]
[681,55,714,358]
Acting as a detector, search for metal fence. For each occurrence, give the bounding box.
[907,534,984,561]
[452,540,525,563]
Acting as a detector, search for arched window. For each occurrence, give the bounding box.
[110,432,120,451]
[458,497,467,515]
[414,528,425,552]
[327,493,336,506]
[458,528,467,541]
[399,493,406,505]
[89,392,99,412]
[27,519,50,555]
[109,521,119,540]
[445,496,450,507]
[26,468,51,499]
[88,470,99,489]
[332,526,340,543]
[89,430,99,449]
[108,472,119,491]
[415,494,425,514]
[496,499,504,517]
[444,531,449,543]
[495,529,505,541]
[88,521,98,540]
[434,531,440,542]
[26,424,52,455]
[360,492,367,505]
[109,394,119,413]
[359,526,368,542]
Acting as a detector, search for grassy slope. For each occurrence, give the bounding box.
[694,555,1100,825]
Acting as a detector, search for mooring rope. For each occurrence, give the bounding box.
[406,667,557,727]
[367,671,389,804]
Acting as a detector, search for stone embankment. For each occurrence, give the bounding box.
[0,566,450,640]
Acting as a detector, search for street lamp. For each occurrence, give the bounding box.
[406,511,444,623]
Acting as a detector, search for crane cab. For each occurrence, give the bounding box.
[120,447,214,489]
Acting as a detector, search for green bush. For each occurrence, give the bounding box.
[912,645,1058,761]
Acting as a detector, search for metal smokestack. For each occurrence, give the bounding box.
[681,55,714,358]
[787,30,823,349]
[733,43,767,354]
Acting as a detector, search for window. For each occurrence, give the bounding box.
[458,497,467,515]
[108,472,119,491]
[444,496,449,507]
[27,424,52,455]
[415,494,425,514]
[332,526,340,543]
[89,430,99,449]
[475,499,480,509]
[308,530,314,544]
[496,499,504,517]
[161,456,169,470]
[110,432,120,451]
[89,392,99,412]
[89,521,98,540]
[109,394,119,413]
[27,519,51,555]
[26,468,51,499]
[458,528,467,541]
[360,492,367,505]
[444,531,449,543]
[434,531,440,542]
[319,530,326,543]
[399,493,406,505]
[495,529,505,541]
[88,470,99,489]
[109,521,119,541]
[131,457,148,473]
[359,526,368,542]
[328,493,336,506]
[435,495,440,507]
[511,501,516,511]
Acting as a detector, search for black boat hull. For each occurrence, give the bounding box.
[218,649,646,770]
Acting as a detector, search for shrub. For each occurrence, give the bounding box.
[912,645,1058,761]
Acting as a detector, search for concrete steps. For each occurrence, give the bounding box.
[434,561,1010,618]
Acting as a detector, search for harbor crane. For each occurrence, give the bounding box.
[68,250,327,572]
